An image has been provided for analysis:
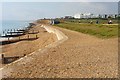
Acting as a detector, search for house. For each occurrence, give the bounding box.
[64,16,74,19]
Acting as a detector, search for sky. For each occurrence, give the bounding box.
[0,0,120,2]
[0,1,119,20]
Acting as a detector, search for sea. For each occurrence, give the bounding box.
[0,20,33,41]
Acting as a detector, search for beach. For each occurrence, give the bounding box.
[1,1,118,79]
[0,22,58,68]
[0,20,118,78]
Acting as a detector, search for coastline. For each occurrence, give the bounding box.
[0,22,69,79]
[0,22,58,67]
[0,20,32,42]
[0,20,118,78]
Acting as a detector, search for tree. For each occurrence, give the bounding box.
[105,14,107,19]
[108,16,112,18]
[99,14,102,18]
[115,14,117,18]
[90,14,94,18]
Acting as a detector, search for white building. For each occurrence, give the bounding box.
[74,13,94,19]
[74,13,118,19]
[100,14,118,18]
[74,13,81,19]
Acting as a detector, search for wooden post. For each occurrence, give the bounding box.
[17,29,19,35]
[8,37,10,43]
[14,29,15,32]
[5,33,7,36]
[2,54,5,64]
[28,35,29,40]
[3,31,5,34]
[32,30,34,33]
[24,54,26,56]
[10,32,12,35]
[19,36,20,41]
[36,35,38,39]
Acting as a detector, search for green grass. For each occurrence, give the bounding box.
[54,21,118,38]
[62,18,118,24]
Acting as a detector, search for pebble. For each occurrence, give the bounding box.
[47,68,51,72]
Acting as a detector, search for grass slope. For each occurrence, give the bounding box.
[55,21,118,38]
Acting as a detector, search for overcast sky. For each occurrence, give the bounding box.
[0,0,119,2]
[0,1,119,20]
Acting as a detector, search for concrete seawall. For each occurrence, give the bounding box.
[41,25,67,41]
[40,25,68,47]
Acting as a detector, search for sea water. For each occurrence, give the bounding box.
[0,20,32,41]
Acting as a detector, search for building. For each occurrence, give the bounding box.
[74,13,95,19]
[100,14,118,19]
[74,13,118,19]
[64,16,74,19]
[74,13,81,19]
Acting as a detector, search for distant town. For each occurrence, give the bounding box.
[64,13,119,19]
[41,13,118,25]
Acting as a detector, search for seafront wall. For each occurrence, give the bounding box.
[41,25,67,40]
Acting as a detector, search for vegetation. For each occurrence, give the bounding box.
[54,19,118,38]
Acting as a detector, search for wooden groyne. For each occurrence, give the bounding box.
[0,22,36,37]
[1,34,39,45]
[1,28,28,37]
[0,22,40,65]
[0,22,39,45]
[1,54,26,64]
